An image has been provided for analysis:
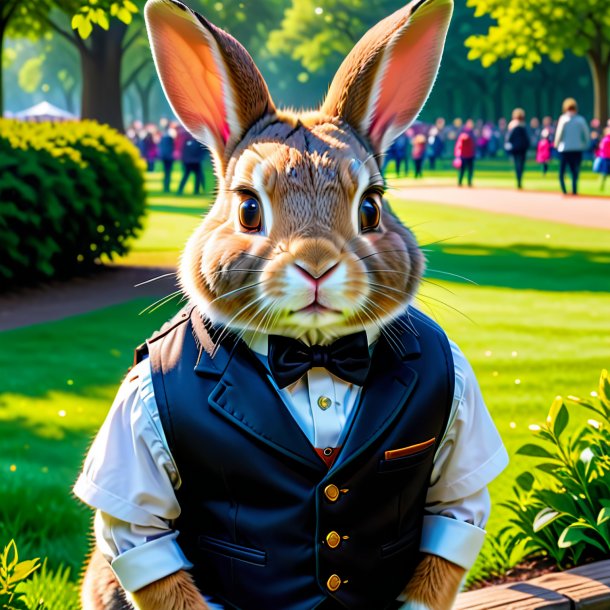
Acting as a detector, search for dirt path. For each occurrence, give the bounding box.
[393,185,610,230]
[0,266,178,332]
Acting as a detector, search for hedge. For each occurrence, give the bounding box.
[0,119,146,283]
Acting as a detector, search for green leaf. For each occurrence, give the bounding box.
[533,507,564,532]
[598,506,610,526]
[547,397,569,438]
[516,471,535,491]
[536,462,562,474]
[516,443,556,459]
[77,18,93,39]
[11,559,40,583]
[558,523,607,552]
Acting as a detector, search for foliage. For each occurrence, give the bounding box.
[465,0,610,71]
[16,562,79,610]
[0,540,40,610]
[504,370,610,569]
[0,119,146,283]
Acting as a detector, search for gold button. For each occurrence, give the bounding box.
[324,484,340,502]
[317,395,332,410]
[323,447,333,456]
[326,531,341,549]
[327,574,342,592]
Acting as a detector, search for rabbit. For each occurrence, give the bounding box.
[79,0,474,608]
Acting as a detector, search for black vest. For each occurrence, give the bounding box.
[139,306,454,610]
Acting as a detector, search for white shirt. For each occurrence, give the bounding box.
[74,335,508,603]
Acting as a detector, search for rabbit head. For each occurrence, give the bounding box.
[145,0,452,343]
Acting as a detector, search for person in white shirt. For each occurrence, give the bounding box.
[554,97,591,195]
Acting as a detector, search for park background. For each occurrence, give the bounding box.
[1,0,609,608]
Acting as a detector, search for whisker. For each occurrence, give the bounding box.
[426,268,478,285]
[419,232,475,248]
[416,293,475,325]
[139,289,182,315]
[208,281,265,304]
[134,272,177,287]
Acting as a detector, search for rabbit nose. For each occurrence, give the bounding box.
[294,260,339,285]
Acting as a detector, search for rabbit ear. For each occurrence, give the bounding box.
[145,0,274,163]
[321,0,452,153]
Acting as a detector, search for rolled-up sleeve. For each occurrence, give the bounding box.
[74,358,189,591]
[420,341,509,570]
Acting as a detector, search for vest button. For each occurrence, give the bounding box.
[326,531,341,549]
[323,447,333,456]
[327,574,342,592]
[324,484,340,502]
[317,395,332,410]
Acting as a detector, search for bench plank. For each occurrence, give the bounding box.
[455,560,610,610]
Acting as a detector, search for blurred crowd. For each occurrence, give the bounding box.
[384,97,610,194]
[127,118,208,195]
[128,99,610,198]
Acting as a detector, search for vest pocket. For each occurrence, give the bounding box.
[199,534,267,566]
[378,443,435,473]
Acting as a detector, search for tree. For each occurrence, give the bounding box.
[465,0,610,125]
[2,0,139,129]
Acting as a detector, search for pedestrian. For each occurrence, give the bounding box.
[505,108,530,189]
[142,128,158,172]
[454,128,475,187]
[178,135,206,195]
[536,128,552,175]
[383,132,409,176]
[593,127,610,192]
[411,133,427,177]
[158,125,176,193]
[427,126,444,169]
[554,97,590,195]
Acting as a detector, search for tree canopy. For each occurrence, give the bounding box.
[465,0,610,123]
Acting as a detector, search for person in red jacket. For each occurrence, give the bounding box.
[454,129,476,186]
[536,128,553,175]
[594,127,610,191]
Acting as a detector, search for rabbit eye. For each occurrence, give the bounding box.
[239,198,262,232]
[360,195,381,232]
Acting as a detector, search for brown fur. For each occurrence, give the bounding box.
[402,554,465,609]
[129,570,210,610]
[81,548,131,610]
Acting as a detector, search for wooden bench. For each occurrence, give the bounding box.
[455,559,610,609]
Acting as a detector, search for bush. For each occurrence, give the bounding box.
[504,369,610,569]
[0,119,146,284]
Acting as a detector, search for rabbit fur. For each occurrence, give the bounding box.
[81,0,465,608]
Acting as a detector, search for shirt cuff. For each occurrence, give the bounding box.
[110,531,193,592]
[419,515,486,571]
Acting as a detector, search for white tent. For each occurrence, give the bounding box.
[14,102,77,121]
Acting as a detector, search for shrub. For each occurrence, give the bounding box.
[0,119,146,284]
[504,369,610,569]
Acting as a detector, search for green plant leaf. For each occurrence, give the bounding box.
[11,559,40,583]
[598,506,610,526]
[547,397,569,438]
[516,472,535,491]
[536,462,562,473]
[516,443,556,459]
[533,507,564,532]
[558,523,607,552]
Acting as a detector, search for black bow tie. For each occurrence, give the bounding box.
[267,332,371,389]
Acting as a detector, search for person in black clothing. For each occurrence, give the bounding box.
[178,136,207,195]
[505,108,530,189]
[158,124,176,193]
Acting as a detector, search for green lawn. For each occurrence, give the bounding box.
[385,156,608,196]
[1,167,609,599]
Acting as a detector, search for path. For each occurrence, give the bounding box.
[393,185,610,230]
[0,266,177,332]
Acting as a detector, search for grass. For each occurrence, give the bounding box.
[1,165,609,601]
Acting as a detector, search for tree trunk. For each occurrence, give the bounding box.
[80,20,128,131]
[587,52,610,126]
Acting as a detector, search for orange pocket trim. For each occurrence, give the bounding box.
[384,437,436,461]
